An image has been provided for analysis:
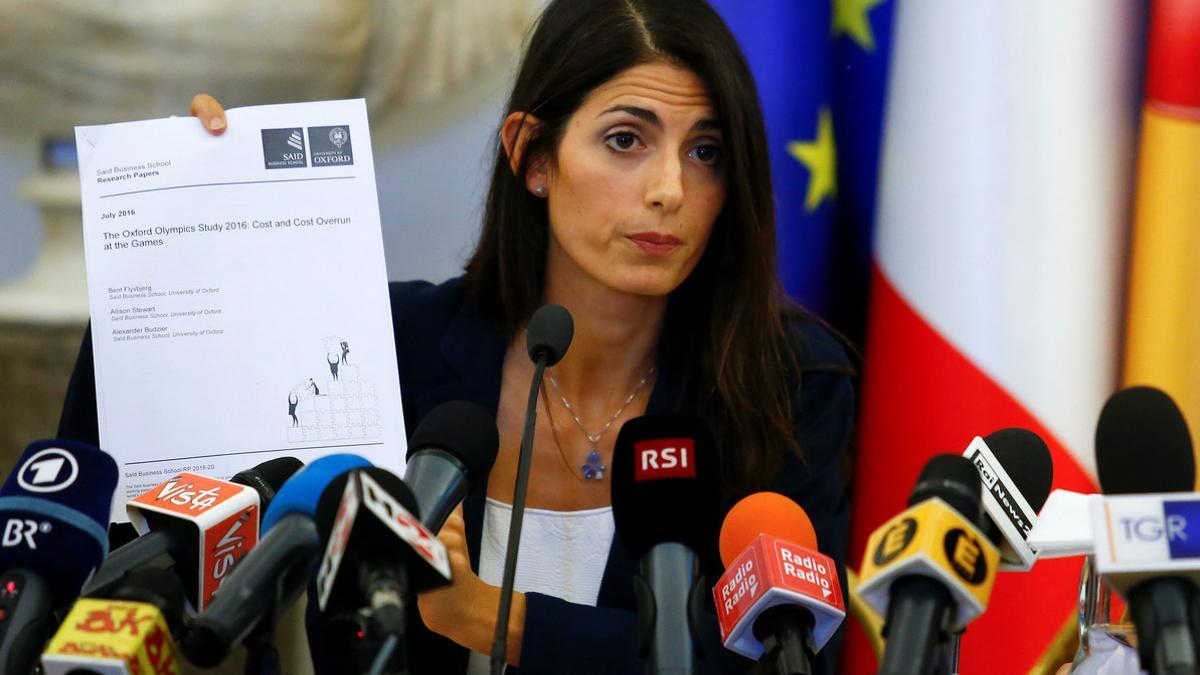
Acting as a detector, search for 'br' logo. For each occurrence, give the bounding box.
[633,438,696,481]
[17,448,79,493]
[943,529,989,584]
[873,517,917,566]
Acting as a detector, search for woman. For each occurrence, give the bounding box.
[61,0,856,672]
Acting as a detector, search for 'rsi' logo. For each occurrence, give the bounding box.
[17,448,79,493]
[1,518,51,549]
[633,438,696,481]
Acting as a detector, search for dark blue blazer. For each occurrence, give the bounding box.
[57,276,856,675]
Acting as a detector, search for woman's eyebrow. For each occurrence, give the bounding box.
[601,105,661,127]
[600,105,721,133]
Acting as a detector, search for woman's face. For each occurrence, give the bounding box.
[538,62,726,299]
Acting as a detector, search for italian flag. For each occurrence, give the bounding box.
[1123,0,1200,460]
[843,3,1143,672]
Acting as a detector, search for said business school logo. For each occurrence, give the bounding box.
[261,125,354,170]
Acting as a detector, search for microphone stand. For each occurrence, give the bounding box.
[489,352,549,675]
[243,578,285,675]
[942,630,962,675]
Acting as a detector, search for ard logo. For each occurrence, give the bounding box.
[17,447,79,493]
[943,529,989,584]
[873,517,917,566]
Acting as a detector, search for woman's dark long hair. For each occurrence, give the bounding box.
[465,0,801,499]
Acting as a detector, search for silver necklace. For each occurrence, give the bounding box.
[546,365,656,480]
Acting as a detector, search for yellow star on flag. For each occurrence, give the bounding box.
[787,108,837,212]
[834,0,886,52]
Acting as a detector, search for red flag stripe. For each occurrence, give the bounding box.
[842,265,1096,674]
[1146,0,1200,111]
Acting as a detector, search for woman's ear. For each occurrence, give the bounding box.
[500,111,551,196]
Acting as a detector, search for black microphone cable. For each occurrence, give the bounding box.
[490,303,573,675]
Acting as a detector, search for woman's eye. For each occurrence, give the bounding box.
[690,144,721,165]
[605,132,639,152]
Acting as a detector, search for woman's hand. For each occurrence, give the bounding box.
[416,505,524,664]
[189,94,227,135]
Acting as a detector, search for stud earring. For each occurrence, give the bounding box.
[533,185,547,197]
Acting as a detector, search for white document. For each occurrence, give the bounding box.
[75,100,406,521]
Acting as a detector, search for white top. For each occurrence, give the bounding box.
[466,497,615,674]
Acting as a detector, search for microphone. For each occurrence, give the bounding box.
[404,400,499,531]
[1089,386,1199,675]
[963,428,1054,570]
[85,456,303,609]
[0,439,119,675]
[181,453,370,668]
[490,303,573,674]
[313,467,452,673]
[611,414,724,675]
[41,569,187,675]
[526,303,574,366]
[857,454,1000,675]
[713,492,845,675]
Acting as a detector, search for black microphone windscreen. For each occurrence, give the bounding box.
[232,456,303,507]
[526,304,573,366]
[908,454,982,523]
[0,439,118,605]
[610,414,723,568]
[1096,385,1195,494]
[983,428,1054,511]
[407,400,499,486]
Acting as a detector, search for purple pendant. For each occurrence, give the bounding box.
[582,449,606,480]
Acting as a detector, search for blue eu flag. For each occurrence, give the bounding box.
[710,0,893,344]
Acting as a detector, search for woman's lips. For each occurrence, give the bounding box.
[628,232,682,256]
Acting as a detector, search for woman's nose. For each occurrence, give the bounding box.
[645,153,684,213]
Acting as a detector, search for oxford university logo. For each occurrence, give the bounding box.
[309,125,354,166]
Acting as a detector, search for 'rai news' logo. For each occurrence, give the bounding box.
[634,438,696,481]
